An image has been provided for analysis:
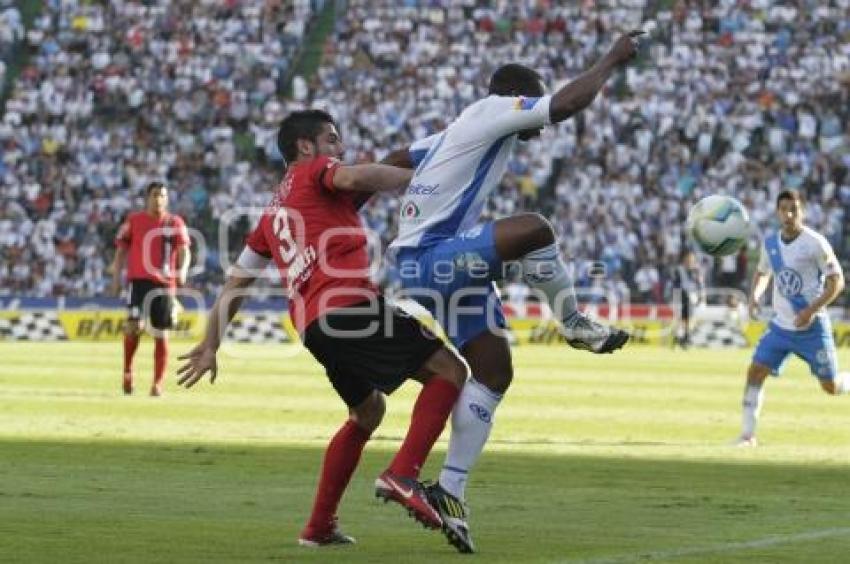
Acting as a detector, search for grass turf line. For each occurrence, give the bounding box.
[1,342,848,562]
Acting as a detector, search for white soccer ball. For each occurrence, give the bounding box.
[686,195,750,256]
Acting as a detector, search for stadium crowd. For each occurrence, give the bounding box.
[1,0,849,307]
[0,0,318,296]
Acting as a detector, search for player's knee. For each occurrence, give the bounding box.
[819,380,838,396]
[746,363,769,385]
[428,348,469,389]
[475,367,513,394]
[522,213,555,249]
[350,391,385,432]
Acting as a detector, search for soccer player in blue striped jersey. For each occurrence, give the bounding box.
[737,189,848,447]
[378,31,645,552]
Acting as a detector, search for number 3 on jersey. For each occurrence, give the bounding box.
[272,207,298,262]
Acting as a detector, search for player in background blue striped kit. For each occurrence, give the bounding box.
[737,189,848,447]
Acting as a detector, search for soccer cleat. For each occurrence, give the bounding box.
[734,435,758,447]
[150,383,163,397]
[298,520,356,548]
[122,372,133,395]
[563,312,629,354]
[425,481,475,554]
[374,470,442,530]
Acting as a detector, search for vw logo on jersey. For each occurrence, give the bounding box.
[469,403,492,423]
[776,267,803,298]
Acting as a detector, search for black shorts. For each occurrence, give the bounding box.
[303,297,444,408]
[127,279,173,330]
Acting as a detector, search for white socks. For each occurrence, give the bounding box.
[439,377,503,501]
[519,244,578,323]
[836,373,850,394]
[741,383,765,439]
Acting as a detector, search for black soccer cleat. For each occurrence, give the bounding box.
[563,312,630,354]
[425,482,475,554]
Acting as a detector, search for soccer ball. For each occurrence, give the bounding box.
[686,195,750,256]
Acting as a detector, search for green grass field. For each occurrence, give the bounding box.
[1,341,849,563]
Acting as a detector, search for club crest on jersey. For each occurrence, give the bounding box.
[513,96,540,111]
[400,201,421,219]
[776,267,803,298]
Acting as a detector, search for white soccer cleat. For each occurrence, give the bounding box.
[733,435,758,447]
[562,312,629,354]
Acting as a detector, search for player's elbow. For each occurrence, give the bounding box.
[332,165,379,192]
[549,96,591,123]
[332,167,360,191]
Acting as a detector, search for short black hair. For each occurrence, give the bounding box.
[777,189,805,208]
[488,64,544,97]
[277,109,337,162]
[146,181,166,196]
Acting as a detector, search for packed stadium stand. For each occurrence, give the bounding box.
[1,0,848,307]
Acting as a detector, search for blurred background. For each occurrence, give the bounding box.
[0,0,848,335]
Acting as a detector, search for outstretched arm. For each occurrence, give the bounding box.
[549,31,644,123]
[381,148,415,169]
[748,271,772,320]
[177,263,256,387]
[332,163,414,193]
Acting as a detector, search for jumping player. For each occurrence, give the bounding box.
[176,110,468,547]
[380,31,645,552]
[737,189,848,446]
[110,182,191,396]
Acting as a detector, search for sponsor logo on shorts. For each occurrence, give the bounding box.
[469,403,491,423]
[460,225,484,239]
[453,252,487,272]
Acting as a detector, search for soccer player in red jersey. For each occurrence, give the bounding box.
[176,110,468,547]
[110,182,191,397]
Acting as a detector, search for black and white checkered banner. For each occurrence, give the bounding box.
[690,319,748,348]
[0,311,69,341]
[225,313,291,343]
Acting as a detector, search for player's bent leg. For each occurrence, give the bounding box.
[737,362,771,446]
[430,331,511,553]
[376,348,464,531]
[300,395,379,548]
[819,379,838,395]
[493,214,629,354]
[122,319,142,395]
[492,212,555,261]
[818,374,850,396]
[348,390,385,434]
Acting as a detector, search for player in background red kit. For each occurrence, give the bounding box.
[176,110,469,548]
[110,182,191,397]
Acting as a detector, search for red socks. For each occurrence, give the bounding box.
[153,337,168,386]
[389,377,460,479]
[303,420,371,537]
[123,334,140,373]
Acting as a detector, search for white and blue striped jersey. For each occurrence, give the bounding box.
[757,226,842,331]
[390,95,552,250]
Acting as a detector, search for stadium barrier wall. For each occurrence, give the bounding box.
[2,301,849,348]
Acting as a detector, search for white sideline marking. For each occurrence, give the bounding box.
[565,527,850,563]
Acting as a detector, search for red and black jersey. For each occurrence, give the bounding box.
[115,211,190,286]
[244,156,377,333]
